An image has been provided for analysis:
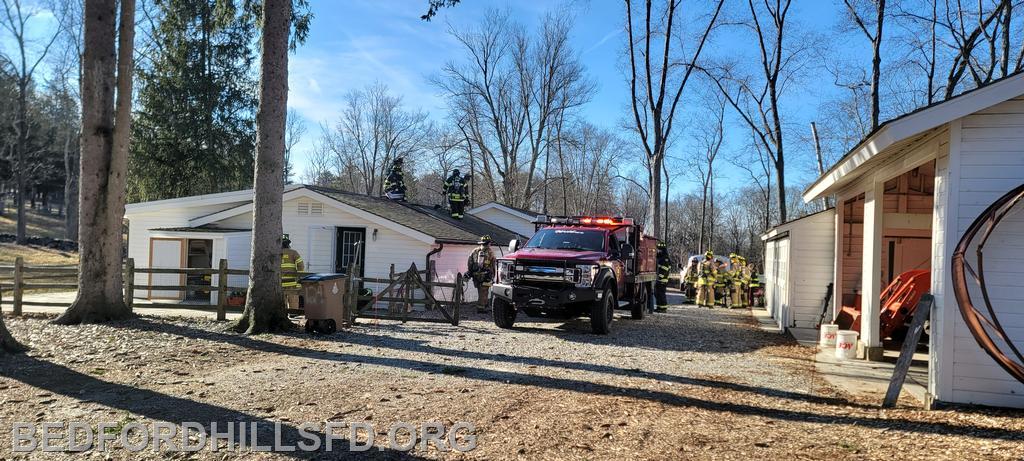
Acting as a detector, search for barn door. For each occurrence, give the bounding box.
[149,238,185,300]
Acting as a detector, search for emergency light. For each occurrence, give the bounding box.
[536,215,634,226]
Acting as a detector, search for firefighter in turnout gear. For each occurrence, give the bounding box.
[695,250,717,308]
[655,242,671,312]
[444,169,471,219]
[467,235,496,313]
[281,235,305,310]
[728,253,745,308]
[383,157,406,201]
[734,255,751,308]
[714,259,729,307]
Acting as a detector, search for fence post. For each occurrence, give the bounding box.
[13,256,23,316]
[124,258,135,311]
[216,259,228,321]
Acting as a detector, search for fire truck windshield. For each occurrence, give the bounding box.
[524,228,606,252]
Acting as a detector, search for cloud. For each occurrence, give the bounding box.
[585,28,621,54]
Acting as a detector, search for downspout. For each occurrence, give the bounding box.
[426,243,444,283]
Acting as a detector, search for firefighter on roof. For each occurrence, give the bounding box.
[467,235,496,313]
[655,242,671,313]
[281,234,304,310]
[695,250,717,308]
[444,169,470,219]
[383,157,406,201]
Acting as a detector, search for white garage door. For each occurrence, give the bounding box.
[149,238,184,299]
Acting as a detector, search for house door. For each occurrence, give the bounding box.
[336,227,366,276]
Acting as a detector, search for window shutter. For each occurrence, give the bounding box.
[297,202,310,215]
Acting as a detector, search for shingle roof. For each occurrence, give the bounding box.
[307,186,522,244]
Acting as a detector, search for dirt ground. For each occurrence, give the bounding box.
[1,291,1023,460]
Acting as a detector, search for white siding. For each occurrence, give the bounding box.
[945,98,1024,408]
[762,210,836,330]
[125,202,247,298]
[788,212,837,328]
[469,207,535,238]
[212,196,434,280]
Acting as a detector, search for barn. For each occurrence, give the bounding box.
[788,71,1024,408]
[124,185,521,304]
[760,208,836,331]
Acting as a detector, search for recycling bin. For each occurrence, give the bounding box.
[300,273,348,334]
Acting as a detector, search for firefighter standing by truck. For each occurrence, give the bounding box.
[281,234,305,310]
[655,242,671,313]
[695,250,717,308]
[467,235,496,313]
[714,259,730,307]
[729,253,746,308]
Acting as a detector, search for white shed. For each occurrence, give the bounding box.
[124,185,522,304]
[801,71,1024,408]
[760,208,836,331]
[468,202,540,238]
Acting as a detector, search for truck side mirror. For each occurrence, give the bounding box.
[508,239,520,253]
[619,243,635,258]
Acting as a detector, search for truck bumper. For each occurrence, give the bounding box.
[491,283,597,308]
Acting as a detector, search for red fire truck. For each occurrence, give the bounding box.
[490,215,659,334]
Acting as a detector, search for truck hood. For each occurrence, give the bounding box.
[507,247,606,262]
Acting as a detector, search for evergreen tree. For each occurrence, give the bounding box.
[128,0,258,201]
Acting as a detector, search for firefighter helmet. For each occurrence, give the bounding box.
[705,250,714,258]
[478,235,492,245]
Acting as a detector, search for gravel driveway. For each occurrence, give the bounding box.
[1,291,1022,460]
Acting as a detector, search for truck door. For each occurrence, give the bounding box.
[609,231,627,296]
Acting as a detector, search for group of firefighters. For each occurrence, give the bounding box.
[685,251,757,308]
[382,157,473,220]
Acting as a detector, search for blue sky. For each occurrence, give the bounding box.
[288,0,855,197]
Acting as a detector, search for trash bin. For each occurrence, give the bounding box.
[301,273,348,334]
[819,324,839,347]
[835,330,859,360]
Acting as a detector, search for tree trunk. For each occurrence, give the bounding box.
[55,0,135,325]
[64,132,80,242]
[234,0,293,334]
[15,78,28,244]
[647,154,663,237]
[870,0,885,131]
[0,313,27,354]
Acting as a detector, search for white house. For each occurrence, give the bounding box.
[790,71,1024,408]
[124,185,522,304]
[760,208,836,331]
[467,202,541,238]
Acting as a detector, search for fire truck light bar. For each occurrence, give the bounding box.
[536,215,634,226]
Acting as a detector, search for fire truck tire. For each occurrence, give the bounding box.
[630,283,647,320]
[591,288,614,334]
[493,298,516,329]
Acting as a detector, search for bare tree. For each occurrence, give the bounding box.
[624,0,724,237]
[703,0,801,223]
[689,92,726,251]
[55,0,135,325]
[234,0,292,335]
[317,83,429,196]
[0,0,63,244]
[842,0,886,131]
[437,9,592,210]
[284,108,305,184]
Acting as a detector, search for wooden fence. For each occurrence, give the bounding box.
[0,257,468,324]
[0,257,266,321]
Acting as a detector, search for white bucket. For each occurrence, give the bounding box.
[835,330,859,360]
[819,324,839,347]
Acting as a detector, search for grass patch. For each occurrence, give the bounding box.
[0,243,78,266]
[0,206,67,239]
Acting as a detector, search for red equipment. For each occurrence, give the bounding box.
[835,269,931,339]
